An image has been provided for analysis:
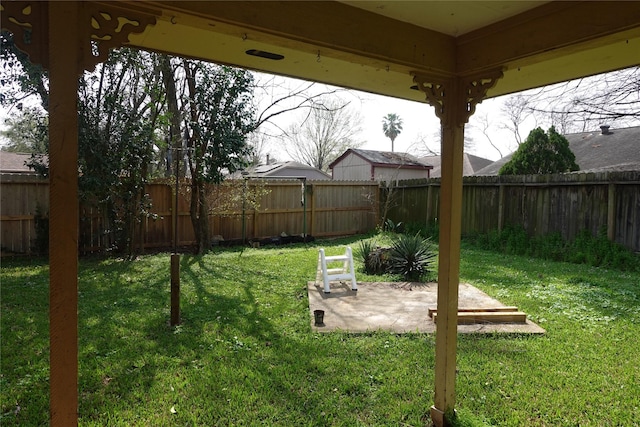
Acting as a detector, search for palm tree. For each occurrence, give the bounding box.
[382,113,403,152]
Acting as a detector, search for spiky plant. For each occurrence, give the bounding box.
[357,240,389,275]
[388,233,437,281]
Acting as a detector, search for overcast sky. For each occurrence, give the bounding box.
[0,74,547,163]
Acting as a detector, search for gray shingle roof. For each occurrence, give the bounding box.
[0,151,35,173]
[419,153,493,177]
[330,148,431,169]
[237,161,331,180]
[474,125,640,176]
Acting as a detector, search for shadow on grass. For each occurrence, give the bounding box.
[0,261,50,425]
[73,243,391,424]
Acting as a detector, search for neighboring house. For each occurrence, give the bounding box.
[419,153,493,178]
[0,151,39,174]
[329,148,433,182]
[237,160,331,180]
[474,125,640,176]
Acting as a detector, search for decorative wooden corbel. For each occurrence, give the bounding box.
[1,1,159,74]
[80,2,159,72]
[1,2,49,69]
[412,69,504,124]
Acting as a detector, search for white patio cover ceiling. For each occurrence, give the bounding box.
[126,1,640,102]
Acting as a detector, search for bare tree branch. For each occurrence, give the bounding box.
[283,97,363,170]
[474,113,504,159]
[524,67,640,132]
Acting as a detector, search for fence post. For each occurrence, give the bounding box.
[607,183,616,241]
[253,185,260,239]
[309,182,316,237]
[498,182,505,231]
[426,182,433,225]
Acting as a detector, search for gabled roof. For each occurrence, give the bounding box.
[474,126,640,176]
[329,148,432,170]
[0,151,37,173]
[419,153,493,178]
[238,161,331,180]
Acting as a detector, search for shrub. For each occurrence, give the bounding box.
[383,218,403,233]
[530,231,564,261]
[388,233,437,281]
[565,228,640,270]
[464,226,640,272]
[356,240,390,275]
[503,225,530,254]
[499,126,579,175]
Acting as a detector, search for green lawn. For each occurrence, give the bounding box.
[1,237,639,426]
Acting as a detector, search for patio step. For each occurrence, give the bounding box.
[429,306,527,324]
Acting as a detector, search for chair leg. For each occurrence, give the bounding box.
[347,247,357,291]
[319,249,331,293]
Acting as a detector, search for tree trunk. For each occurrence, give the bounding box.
[183,59,211,254]
[189,176,210,254]
[198,182,209,253]
[160,55,181,177]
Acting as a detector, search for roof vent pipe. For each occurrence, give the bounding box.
[600,125,611,135]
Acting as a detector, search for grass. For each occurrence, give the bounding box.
[1,236,639,426]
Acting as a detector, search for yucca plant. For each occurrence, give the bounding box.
[388,233,437,281]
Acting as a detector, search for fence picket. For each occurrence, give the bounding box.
[2,172,639,255]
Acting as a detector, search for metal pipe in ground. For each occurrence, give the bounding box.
[170,253,180,326]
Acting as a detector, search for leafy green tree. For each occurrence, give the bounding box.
[382,113,403,152]
[499,126,579,175]
[0,106,48,153]
[0,31,49,109]
[181,60,256,253]
[3,34,167,256]
[77,48,165,255]
[1,31,50,174]
[4,34,337,255]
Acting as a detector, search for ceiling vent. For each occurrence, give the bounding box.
[245,49,284,60]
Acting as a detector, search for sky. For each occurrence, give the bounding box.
[250,67,639,164]
[0,73,533,163]
[341,90,520,161]
[253,75,526,163]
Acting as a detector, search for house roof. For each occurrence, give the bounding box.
[0,151,36,173]
[564,125,640,173]
[419,153,493,178]
[329,148,432,170]
[238,161,331,180]
[474,125,640,176]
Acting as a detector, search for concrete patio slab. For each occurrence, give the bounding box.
[307,281,545,334]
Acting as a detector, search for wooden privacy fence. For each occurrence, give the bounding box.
[3,171,639,254]
[0,174,49,254]
[1,176,379,254]
[387,171,640,252]
[132,179,380,250]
